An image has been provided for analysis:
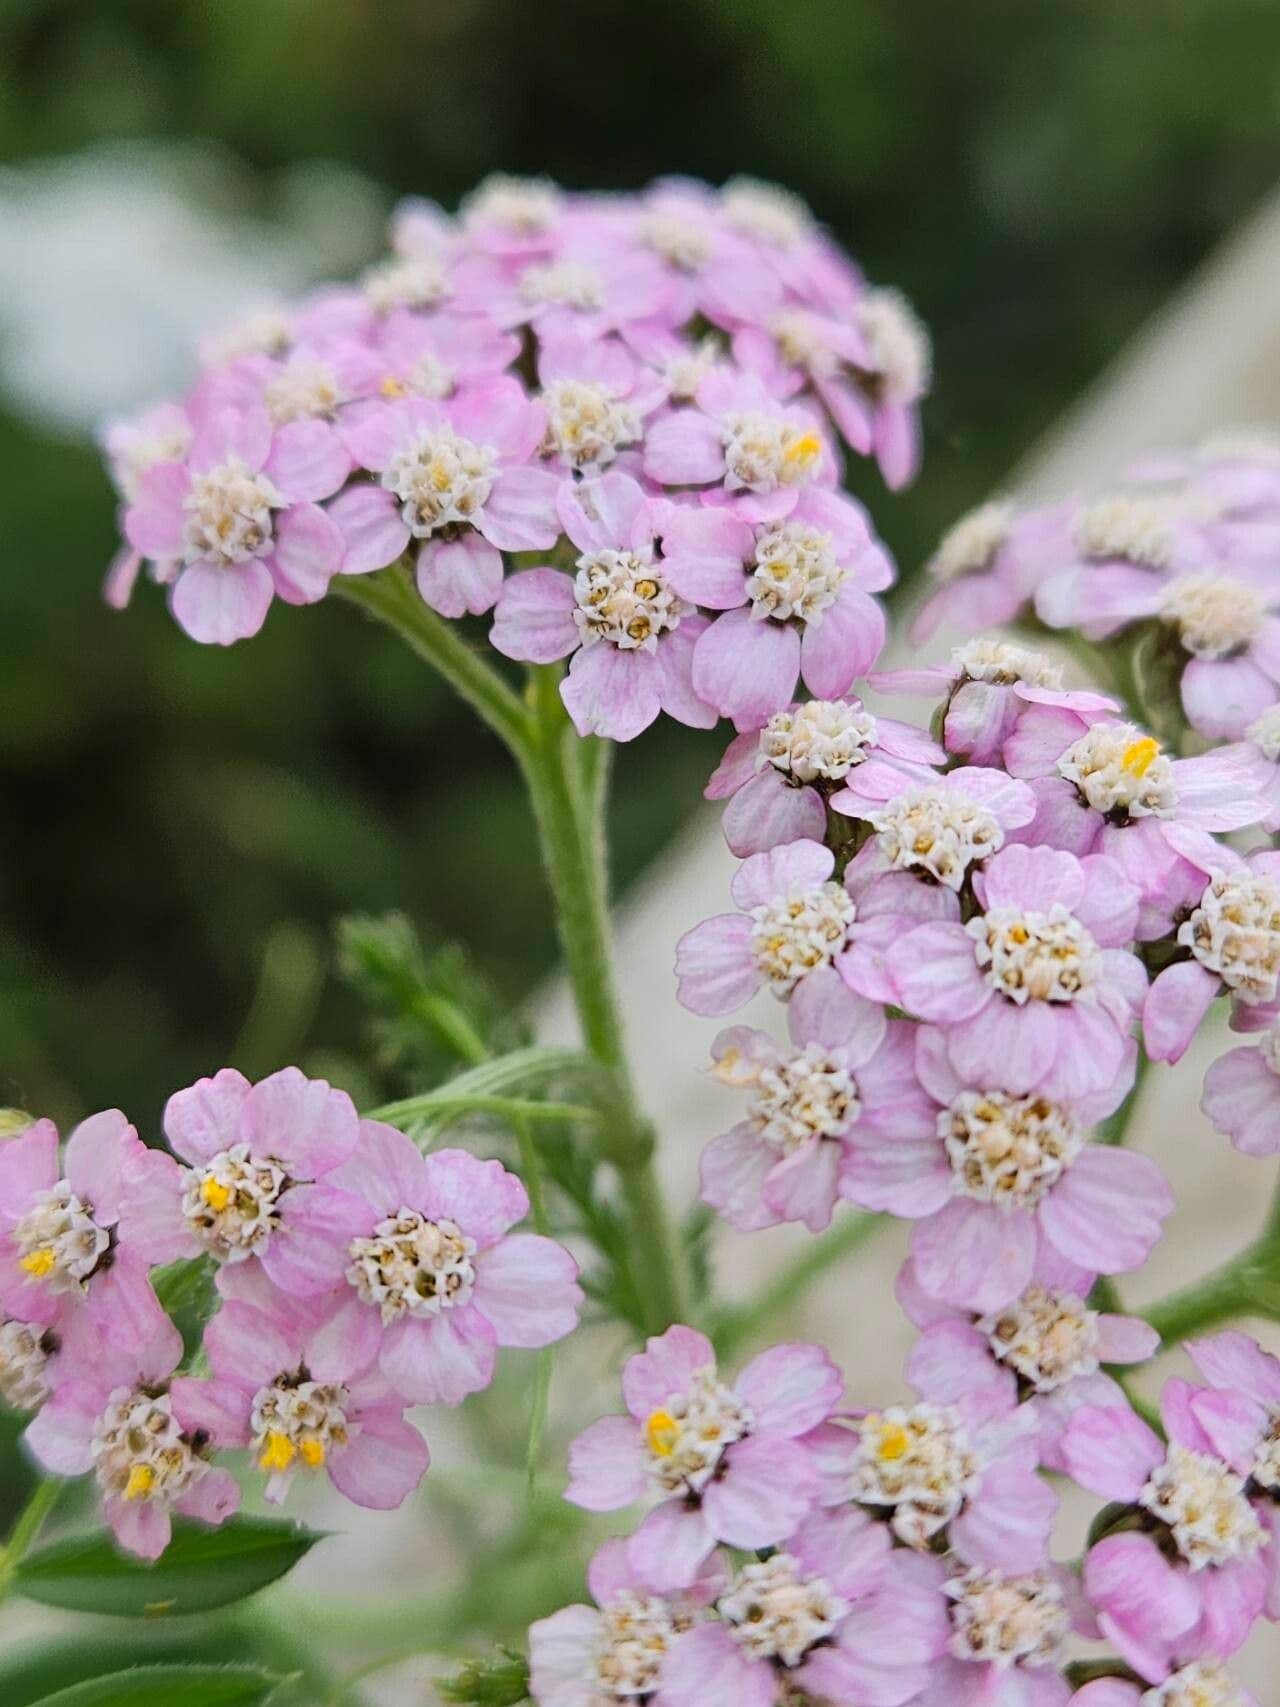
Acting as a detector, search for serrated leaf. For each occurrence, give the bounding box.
[15,1516,324,1618]
[25,1666,283,1707]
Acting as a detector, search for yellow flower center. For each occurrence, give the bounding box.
[784,431,822,470]
[19,1248,56,1278]
[379,374,409,399]
[124,1464,155,1501]
[200,1176,233,1213]
[1122,736,1161,778]
[299,1438,326,1468]
[258,1431,297,1473]
[645,1409,680,1457]
[874,1420,912,1461]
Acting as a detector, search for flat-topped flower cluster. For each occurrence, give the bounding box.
[103,173,924,741]
[79,174,1280,1701]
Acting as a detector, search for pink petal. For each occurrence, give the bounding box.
[565,1414,647,1511]
[489,569,578,663]
[1188,1387,1268,1474]
[661,507,753,609]
[1085,1533,1200,1684]
[421,1149,529,1248]
[118,1146,196,1264]
[950,1463,1057,1573]
[623,1326,719,1417]
[840,1135,953,1219]
[1194,1550,1269,1660]
[1185,1329,1280,1406]
[1182,654,1275,741]
[478,465,561,551]
[241,1066,358,1178]
[203,1301,295,1389]
[163,1067,252,1165]
[701,1433,816,1547]
[328,484,409,575]
[660,1622,773,1707]
[1038,1146,1173,1274]
[24,1384,98,1474]
[731,838,834,908]
[944,998,1059,1096]
[380,1306,497,1405]
[1095,1313,1160,1366]
[169,1376,252,1446]
[1063,1405,1164,1500]
[0,1120,59,1221]
[653,616,718,731]
[328,1414,430,1509]
[266,503,343,604]
[171,560,274,645]
[124,461,189,559]
[890,923,989,1020]
[556,471,647,554]
[1202,1046,1280,1156]
[799,586,886,698]
[264,419,351,502]
[106,1498,171,1561]
[416,533,504,618]
[190,405,271,474]
[88,1254,182,1369]
[304,1289,383,1383]
[699,1126,778,1232]
[874,400,920,490]
[174,1465,241,1529]
[733,1342,842,1436]
[910,1199,1036,1314]
[329,1117,427,1213]
[691,607,801,729]
[560,643,662,741]
[760,1142,841,1232]
[472,1232,582,1347]
[907,1322,1014,1410]
[673,913,757,1015]
[643,410,727,486]
[625,1499,716,1593]
[260,1183,363,1296]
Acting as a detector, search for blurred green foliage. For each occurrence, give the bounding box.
[2,0,1280,1132]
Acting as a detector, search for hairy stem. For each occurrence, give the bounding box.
[0,1477,62,1600]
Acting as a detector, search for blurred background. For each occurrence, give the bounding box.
[4,0,1280,1132]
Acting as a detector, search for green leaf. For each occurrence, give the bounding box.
[14,1516,325,1618]
[438,1647,530,1705]
[25,1666,283,1707]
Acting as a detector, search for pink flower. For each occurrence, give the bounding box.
[534,335,667,476]
[627,178,786,330]
[371,311,521,403]
[119,1065,360,1297]
[812,1384,1058,1574]
[660,1508,948,1707]
[644,368,839,524]
[1202,1017,1280,1157]
[330,378,560,616]
[1004,713,1268,936]
[0,1112,178,1363]
[0,1300,98,1418]
[899,1245,1159,1472]
[527,1537,727,1707]
[565,1324,842,1590]
[840,766,1037,908]
[123,403,346,644]
[700,967,907,1234]
[704,696,944,857]
[1071,1661,1257,1706]
[841,1020,1172,1315]
[876,844,1147,1105]
[1143,847,1280,1064]
[459,174,566,259]
[320,1125,582,1406]
[1064,1370,1275,1680]
[172,1281,428,1511]
[453,239,682,350]
[908,500,1071,645]
[490,472,715,742]
[907,1554,1087,1707]
[24,1329,239,1560]
[101,401,193,504]
[1241,702,1280,831]
[872,637,1119,769]
[661,489,893,730]
[675,840,863,1017]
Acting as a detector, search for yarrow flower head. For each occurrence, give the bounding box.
[318,1125,582,1406]
[120,1065,361,1296]
[25,1330,239,1560]
[565,1324,841,1591]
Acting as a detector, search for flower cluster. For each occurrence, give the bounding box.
[9,1067,581,1557]
[103,174,923,742]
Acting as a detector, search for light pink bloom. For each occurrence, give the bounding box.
[1071,1661,1258,1706]
[565,1324,841,1591]
[908,500,1072,645]
[661,488,893,730]
[1202,1017,1280,1157]
[1003,712,1267,937]
[371,311,521,403]
[331,378,560,617]
[841,1020,1171,1315]
[899,1244,1159,1472]
[908,1552,1087,1707]
[644,367,839,525]
[1143,846,1280,1064]
[527,1537,727,1707]
[704,696,943,857]
[123,403,346,644]
[320,1125,582,1406]
[872,637,1119,769]
[0,1299,98,1418]
[490,473,715,742]
[24,1330,239,1560]
[459,173,567,260]
[877,845,1147,1105]
[661,1508,948,1707]
[840,766,1037,912]
[0,1112,178,1363]
[700,967,905,1234]
[715,177,861,313]
[453,240,681,349]
[173,1285,428,1510]
[534,335,667,476]
[812,1383,1058,1574]
[1240,702,1280,831]
[1029,491,1213,636]
[675,840,865,1017]
[119,1065,360,1297]
[101,401,193,504]
[1064,1370,1275,1680]
[626,178,786,330]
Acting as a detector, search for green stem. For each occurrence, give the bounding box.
[713,1213,884,1358]
[0,1477,62,1600]
[518,668,688,1332]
